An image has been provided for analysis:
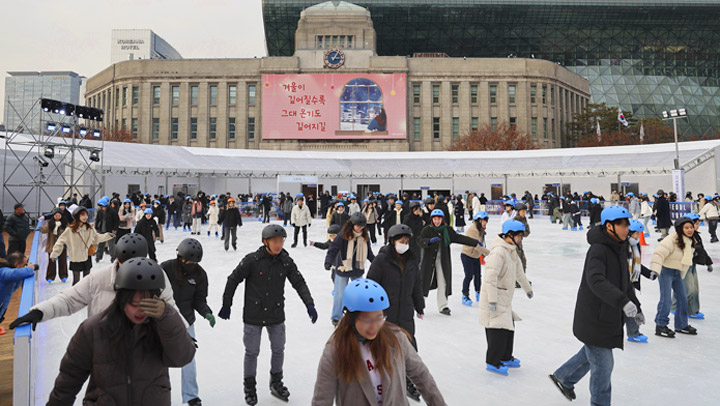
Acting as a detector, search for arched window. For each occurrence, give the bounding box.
[339,78,383,131]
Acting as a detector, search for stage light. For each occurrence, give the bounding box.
[79,127,88,136]
[92,129,101,138]
[44,146,55,159]
[61,125,71,134]
[46,123,56,131]
[89,150,101,162]
[33,156,49,168]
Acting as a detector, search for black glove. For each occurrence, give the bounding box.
[324,263,332,271]
[218,306,231,320]
[10,309,43,331]
[307,305,318,324]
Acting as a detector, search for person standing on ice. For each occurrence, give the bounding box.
[589,197,603,229]
[624,220,657,344]
[46,258,196,406]
[219,224,317,405]
[191,197,203,235]
[311,279,446,405]
[499,200,515,224]
[560,196,572,230]
[206,199,220,237]
[654,189,672,241]
[549,206,643,405]
[670,213,713,320]
[454,195,466,232]
[418,209,480,316]
[182,196,193,232]
[220,198,242,251]
[290,195,313,248]
[460,211,491,306]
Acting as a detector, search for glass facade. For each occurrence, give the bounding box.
[263,0,720,136]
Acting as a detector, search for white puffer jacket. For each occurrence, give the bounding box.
[291,203,313,227]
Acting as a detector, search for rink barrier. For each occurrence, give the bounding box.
[13,227,43,406]
[484,199,699,219]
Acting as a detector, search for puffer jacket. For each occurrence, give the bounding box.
[161,259,212,325]
[650,233,695,278]
[478,238,532,331]
[50,225,114,263]
[461,223,490,259]
[291,204,313,227]
[182,202,193,224]
[207,206,219,225]
[698,201,720,220]
[4,212,31,241]
[46,305,195,406]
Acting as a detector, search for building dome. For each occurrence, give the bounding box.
[302,1,370,17]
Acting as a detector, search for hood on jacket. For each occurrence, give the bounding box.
[489,236,516,252]
[586,225,626,251]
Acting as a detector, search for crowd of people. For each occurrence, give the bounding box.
[0,184,717,406]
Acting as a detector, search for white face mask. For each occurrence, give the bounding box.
[628,237,639,246]
[395,243,410,254]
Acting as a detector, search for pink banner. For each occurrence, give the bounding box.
[261,74,407,140]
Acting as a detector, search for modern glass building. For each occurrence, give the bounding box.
[263,0,720,137]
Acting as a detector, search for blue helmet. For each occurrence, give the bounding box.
[395,200,404,205]
[336,202,345,207]
[59,200,67,205]
[342,278,390,312]
[123,198,131,204]
[626,192,634,197]
[153,200,160,205]
[97,200,107,207]
[143,208,153,214]
[474,211,489,220]
[503,200,514,206]
[502,219,526,234]
[185,196,191,200]
[600,206,631,224]
[590,198,599,204]
[559,196,566,200]
[685,213,701,221]
[430,209,444,217]
[628,219,644,232]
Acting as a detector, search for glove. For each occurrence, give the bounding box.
[477,241,484,246]
[309,241,315,246]
[635,312,645,325]
[308,223,311,227]
[324,263,332,271]
[649,272,658,280]
[527,291,534,299]
[417,313,424,320]
[139,297,166,319]
[622,301,638,318]
[307,305,318,324]
[205,313,216,328]
[708,265,714,273]
[429,237,441,244]
[218,306,231,320]
[9,309,43,331]
[488,302,497,312]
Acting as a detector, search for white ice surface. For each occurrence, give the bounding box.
[32,217,720,405]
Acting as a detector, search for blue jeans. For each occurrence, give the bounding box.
[460,253,481,296]
[332,273,360,321]
[166,213,179,229]
[554,344,614,406]
[655,266,689,330]
[0,232,5,258]
[181,324,199,403]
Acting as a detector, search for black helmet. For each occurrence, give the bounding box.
[409,201,421,210]
[424,197,435,205]
[349,212,367,227]
[327,224,341,235]
[177,238,203,262]
[114,257,165,291]
[72,206,88,220]
[388,224,413,240]
[514,202,527,211]
[115,233,148,263]
[674,216,694,229]
[262,224,287,240]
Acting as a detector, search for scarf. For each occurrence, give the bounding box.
[341,231,368,272]
[432,225,451,246]
[53,221,62,236]
[680,235,694,267]
[628,244,641,283]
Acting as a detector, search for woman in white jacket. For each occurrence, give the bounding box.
[207,200,220,237]
[478,219,533,376]
[698,196,719,242]
[639,195,653,236]
[291,196,313,248]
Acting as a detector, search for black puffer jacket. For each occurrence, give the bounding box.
[401,212,424,260]
[573,227,641,350]
[220,207,243,228]
[222,246,314,326]
[161,259,212,325]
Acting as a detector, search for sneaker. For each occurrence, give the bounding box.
[655,325,676,338]
[675,325,698,335]
[689,312,705,320]
[549,374,576,401]
[461,295,472,306]
[439,308,451,316]
[486,363,509,376]
[627,334,649,343]
[501,358,521,368]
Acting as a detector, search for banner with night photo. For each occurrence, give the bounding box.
[261,73,407,139]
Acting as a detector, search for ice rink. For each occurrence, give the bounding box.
[31,216,720,405]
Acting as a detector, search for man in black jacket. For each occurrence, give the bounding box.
[402,202,424,261]
[166,195,179,230]
[4,203,31,255]
[329,202,350,228]
[219,224,316,405]
[94,200,118,263]
[220,198,243,251]
[382,200,405,244]
[550,206,642,405]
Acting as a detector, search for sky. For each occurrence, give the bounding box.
[0,0,268,123]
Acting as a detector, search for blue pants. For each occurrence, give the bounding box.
[655,266,689,330]
[332,273,360,321]
[166,213,179,229]
[554,344,614,406]
[460,253,481,296]
[181,324,199,403]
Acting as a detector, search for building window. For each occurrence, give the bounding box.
[152,118,159,140]
[451,84,459,104]
[131,118,138,138]
[530,84,536,104]
[190,117,197,139]
[412,84,421,105]
[229,85,237,105]
[191,86,199,105]
[509,117,517,127]
[171,118,178,140]
[508,84,516,105]
[121,118,126,129]
[228,117,236,139]
[471,117,478,130]
[543,118,548,139]
[489,84,497,104]
[490,117,497,131]
[340,78,383,130]
[171,86,179,105]
[210,85,218,105]
[531,118,537,139]
[413,117,421,140]
[132,86,139,105]
[115,87,119,107]
[551,85,555,106]
[152,86,160,105]
[542,85,547,105]
[470,84,478,104]
[551,118,556,138]
[122,87,127,106]
[248,117,255,140]
[452,117,459,139]
[432,117,440,139]
[248,84,256,105]
[209,117,217,139]
[432,84,440,104]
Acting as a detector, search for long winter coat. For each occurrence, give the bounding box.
[291,204,313,227]
[207,206,219,225]
[417,225,477,297]
[454,200,466,227]
[654,196,672,228]
[402,213,425,260]
[134,217,159,254]
[367,245,424,335]
[478,238,532,331]
[41,218,68,254]
[311,327,447,406]
[572,227,641,350]
[46,305,195,406]
[182,202,193,224]
[220,207,243,228]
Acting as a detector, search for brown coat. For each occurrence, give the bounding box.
[47,305,195,406]
[41,221,66,254]
[311,328,447,406]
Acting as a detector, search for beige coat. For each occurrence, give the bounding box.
[461,224,490,258]
[650,233,695,278]
[291,203,313,227]
[50,225,114,262]
[312,328,447,406]
[118,206,135,229]
[207,205,219,224]
[699,201,720,220]
[478,238,532,331]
